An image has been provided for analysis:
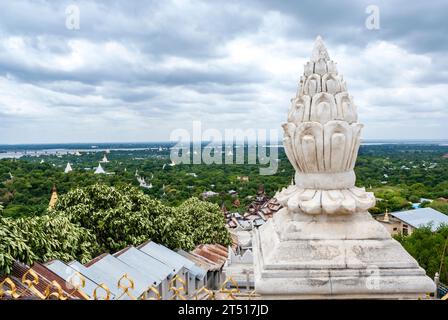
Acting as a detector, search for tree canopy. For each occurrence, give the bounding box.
[0,184,231,274]
[395,225,448,283]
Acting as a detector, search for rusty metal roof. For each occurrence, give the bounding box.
[193,244,228,267]
[5,261,81,300]
[176,249,221,272]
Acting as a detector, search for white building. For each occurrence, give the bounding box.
[94,163,106,174]
[64,162,73,174]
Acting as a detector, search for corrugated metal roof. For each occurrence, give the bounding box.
[178,250,221,271]
[153,243,206,279]
[69,260,124,298]
[45,259,108,299]
[177,250,214,271]
[86,254,159,299]
[193,245,228,266]
[114,246,172,281]
[139,242,206,279]
[391,208,448,231]
[138,241,183,276]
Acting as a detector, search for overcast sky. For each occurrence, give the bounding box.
[0,0,447,144]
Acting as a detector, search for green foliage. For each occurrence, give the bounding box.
[395,225,448,283]
[368,186,412,214]
[0,213,97,274]
[175,197,232,248]
[428,200,448,215]
[55,184,231,252]
[0,184,231,274]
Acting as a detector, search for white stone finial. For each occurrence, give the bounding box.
[254,35,437,300]
[282,33,369,215]
[311,35,330,62]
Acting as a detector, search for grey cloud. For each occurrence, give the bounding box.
[0,0,446,143]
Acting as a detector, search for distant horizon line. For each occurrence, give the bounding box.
[1,138,448,146]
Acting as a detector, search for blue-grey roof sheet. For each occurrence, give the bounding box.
[391,208,448,231]
[138,242,184,276]
[115,247,172,281]
[86,254,159,299]
[144,242,206,279]
[45,260,107,299]
[69,260,123,298]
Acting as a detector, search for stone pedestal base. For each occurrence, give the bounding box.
[253,208,435,299]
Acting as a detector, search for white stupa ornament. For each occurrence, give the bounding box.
[253,36,435,299]
[277,35,373,214]
[101,154,109,163]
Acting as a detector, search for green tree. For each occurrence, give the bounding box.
[0,213,97,274]
[395,225,448,283]
[54,184,231,252]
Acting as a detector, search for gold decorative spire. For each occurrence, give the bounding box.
[48,185,58,210]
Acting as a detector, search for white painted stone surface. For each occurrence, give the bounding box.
[253,36,436,299]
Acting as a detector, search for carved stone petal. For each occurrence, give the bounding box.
[321,190,344,214]
[335,92,358,123]
[323,121,352,172]
[299,190,322,214]
[304,61,314,76]
[295,122,324,172]
[314,58,327,75]
[286,189,306,213]
[327,60,338,74]
[283,136,301,173]
[276,184,299,205]
[310,92,337,124]
[275,185,376,215]
[322,73,342,94]
[304,74,321,95]
[347,123,363,169]
[288,95,311,124]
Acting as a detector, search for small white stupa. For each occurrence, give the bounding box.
[64,162,73,174]
[94,163,106,174]
[101,154,109,163]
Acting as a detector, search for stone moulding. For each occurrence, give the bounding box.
[253,225,436,299]
[275,185,375,215]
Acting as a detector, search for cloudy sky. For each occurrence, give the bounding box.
[0,0,447,144]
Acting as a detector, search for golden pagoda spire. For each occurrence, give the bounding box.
[48,185,58,210]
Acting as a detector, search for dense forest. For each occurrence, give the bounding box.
[0,143,447,218]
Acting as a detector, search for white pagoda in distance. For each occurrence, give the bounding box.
[94,163,106,174]
[101,154,109,163]
[64,162,73,174]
